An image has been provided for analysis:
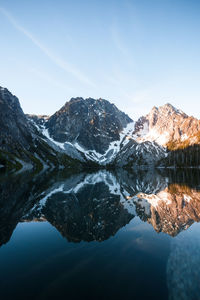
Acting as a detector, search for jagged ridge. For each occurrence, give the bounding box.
[1,86,200,171]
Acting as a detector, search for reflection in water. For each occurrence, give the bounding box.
[135,184,200,236]
[1,169,200,299]
[1,169,200,245]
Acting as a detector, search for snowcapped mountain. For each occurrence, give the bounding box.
[0,87,83,171]
[115,103,200,168]
[1,86,200,171]
[29,99,200,168]
[28,97,135,165]
[133,103,200,149]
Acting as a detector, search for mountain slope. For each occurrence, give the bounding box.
[133,103,200,150]
[2,86,200,170]
[0,87,33,152]
[29,101,200,168]
[46,97,132,153]
[29,97,134,164]
[0,87,83,172]
[115,103,200,168]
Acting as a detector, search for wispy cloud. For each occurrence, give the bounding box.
[110,22,135,65]
[0,7,95,87]
[111,25,130,57]
[29,67,74,92]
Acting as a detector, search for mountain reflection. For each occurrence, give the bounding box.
[135,184,200,236]
[1,169,200,246]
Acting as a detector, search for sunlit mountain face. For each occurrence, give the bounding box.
[1,169,200,300]
[2,87,200,173]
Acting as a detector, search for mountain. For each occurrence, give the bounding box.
[115,103,200,168]
[133,103,200,149]
[0,87,83,172]
[0,87,33,152]
[28,97,134,164]
[1,86,200,171]
[30,100,200,168]
[47,97,132,153]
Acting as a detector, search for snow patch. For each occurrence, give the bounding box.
[136,190,172,208]
[74,122,135,164]
[136,127,170,146]
[42,127,66,150]
[183,195,192,203]
[33,170,136,216]
[181,134,189,142]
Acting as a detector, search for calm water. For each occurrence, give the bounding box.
[0,169,200,300]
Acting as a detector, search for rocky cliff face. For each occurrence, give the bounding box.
[0,87,83,171]
[31,97,132,154]
[2,86,200,170]
[133,103,200,150]
[47,97,132,153]
[115,139,167,168]
[0,87,33,152]
[114,103,200,168]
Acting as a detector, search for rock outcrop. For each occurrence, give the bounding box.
[133,103,200,150]
[30,97,132,154]
[0,87,83,171]
[2,86,200,170]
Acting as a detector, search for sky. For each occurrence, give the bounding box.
[0,0,200,120]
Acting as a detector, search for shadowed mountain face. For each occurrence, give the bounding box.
[2,86,200,169]
[32,100,200,167]
[0,87,33,152]
[0,87,83,171]
[1,169,200,246]
[32,97,132,155]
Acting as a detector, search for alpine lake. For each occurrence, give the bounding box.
[0,168,200,300]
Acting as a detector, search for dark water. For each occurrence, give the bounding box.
[0,169,200,300]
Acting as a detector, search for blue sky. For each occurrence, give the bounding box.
[0,0,200,120]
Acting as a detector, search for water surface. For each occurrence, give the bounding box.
[0,169,200,300]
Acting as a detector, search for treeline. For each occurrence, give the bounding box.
[162,144,200,167]
[157,167,200,189]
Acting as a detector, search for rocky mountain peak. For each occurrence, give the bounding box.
[148,103,188,120]
[0,87,33,153]
[44,97,132,154]
[2,86,200,170]
[146,103,188,131]
[0,86,22,112]
[133,103,200,148]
